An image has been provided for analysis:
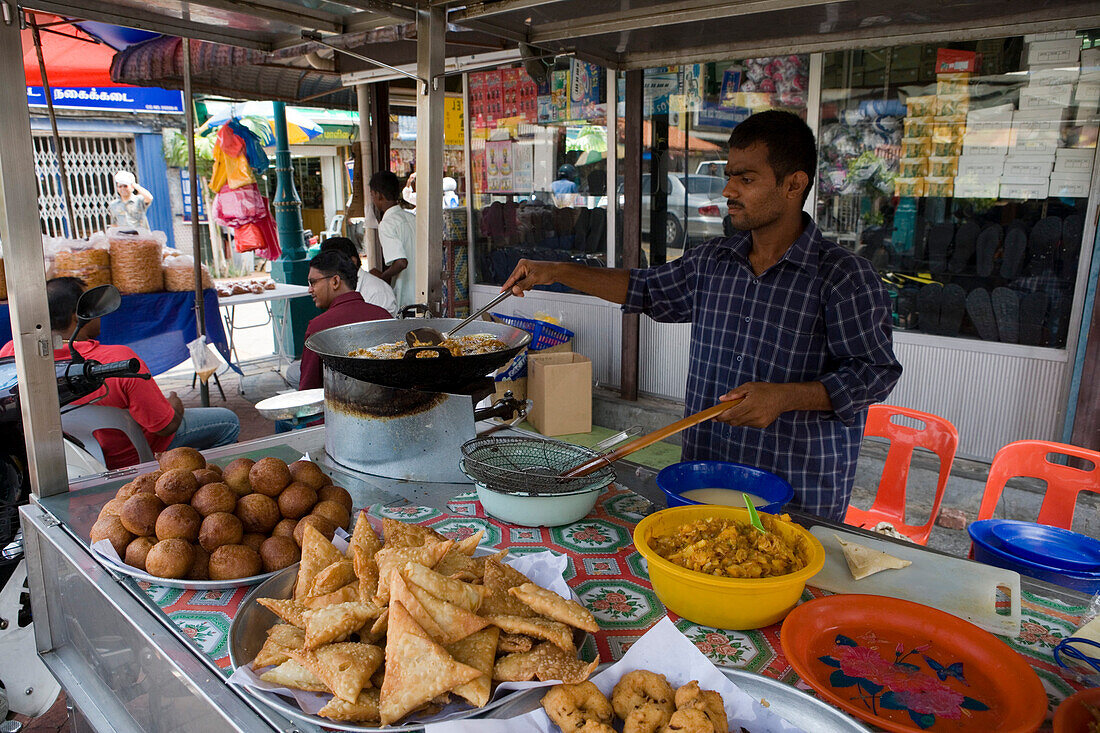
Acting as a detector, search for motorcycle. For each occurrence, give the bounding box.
[0,284,146,718]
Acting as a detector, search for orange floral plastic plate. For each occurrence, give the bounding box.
[780,594,1046,733]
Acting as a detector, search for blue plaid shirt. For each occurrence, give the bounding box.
[624,216,902,520]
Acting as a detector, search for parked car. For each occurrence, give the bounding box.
[618,173,727,248]
[695,160,726,177]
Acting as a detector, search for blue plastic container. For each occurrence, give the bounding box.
[969,520,1100,594]
[656,461,794,515]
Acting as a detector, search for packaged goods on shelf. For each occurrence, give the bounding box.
[1081,47,1100,82]
[935,94,970,117]
[107,228,166,294]
[933,117,966,141]
[957,155,1006,178]
[1019,84,1075,110]
[1048,173,1091,197]
[898,157,929,177]
[931,137,962,158]
[901,137,932,158]
[1026,38,1081,67]
[967,103,1014,123]
[953,176,1000,199]
[999,178,1050,200]
[1029,66,1080,87]
[162,254,214,292]
[936,73,971,97]
[928,156,959,177]
[925,177,954,197]
[894,177,926,197]
[54,246,112,289]
[1002,156,1055,179]
[905,95,937,117]
[1054,147,1095,174]
[903,116,934,138]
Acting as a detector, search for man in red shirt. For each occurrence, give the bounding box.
[1,277,239,469]
[297,250,392,390]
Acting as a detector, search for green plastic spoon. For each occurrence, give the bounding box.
[743,492,766,534]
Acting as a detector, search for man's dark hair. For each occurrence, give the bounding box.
[309,250,359,290]
[728,110,817,203]
[369,171,401,203]
[320,237,362,269]
[46,276,86,332]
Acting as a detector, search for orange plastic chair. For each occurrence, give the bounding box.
[977,440,1100,528]
[844,404,959,545]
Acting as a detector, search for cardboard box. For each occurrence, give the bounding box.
[1030,66,1079,87]
[999,178,1050,200]
[1002,156,1055,179]
[527,352,592,436]
[936,48,979,74]
[1076,81,1100,108]
[494,376,526,403]
[1026,38,1080,67]
[1055,147,1096,174]
[967,103,1014,123]
[1019,84,1074,110]
[1081,47,1100,82]
[953,176,1000,199]
[957,155,1005,178]
[1048,173,1091,198]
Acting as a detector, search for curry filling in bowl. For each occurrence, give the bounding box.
[349,333,508,359]
[651,514,808,579]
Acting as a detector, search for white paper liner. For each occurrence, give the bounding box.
[228,549,582,727]
[424,617,805,733]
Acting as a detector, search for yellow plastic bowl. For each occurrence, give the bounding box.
[634,505,825,630]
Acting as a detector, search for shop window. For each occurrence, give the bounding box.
[615,57,809,268]
[818,32,1098,348]
[469,61,609,289]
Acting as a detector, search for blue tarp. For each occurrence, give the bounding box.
[1,289,235,376]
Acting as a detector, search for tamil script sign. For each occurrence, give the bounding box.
[27,86,184,114]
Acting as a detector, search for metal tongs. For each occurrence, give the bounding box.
[405,289,513,347]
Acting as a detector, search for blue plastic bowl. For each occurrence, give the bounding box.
[656,460,794,514]
[969,520,1100,594]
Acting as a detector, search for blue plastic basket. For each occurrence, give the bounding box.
[491,313,573,351]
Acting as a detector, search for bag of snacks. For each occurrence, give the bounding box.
[108,228,166,294]
[162,254,214,291]
[0,257,6,301]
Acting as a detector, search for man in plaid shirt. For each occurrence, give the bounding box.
[503,111,901,520]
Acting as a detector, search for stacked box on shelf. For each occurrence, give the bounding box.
[897,95,935,197]
[956,104,1012,198]
[1050,148,1094,197]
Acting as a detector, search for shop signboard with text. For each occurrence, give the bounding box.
[27,86,184,114]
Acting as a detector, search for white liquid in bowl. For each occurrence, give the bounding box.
[679,488,770,507]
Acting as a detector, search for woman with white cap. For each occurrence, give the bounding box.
[108,170,154,229]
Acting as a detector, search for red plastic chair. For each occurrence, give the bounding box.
[977,440,1100,528]
[844,404,959,545]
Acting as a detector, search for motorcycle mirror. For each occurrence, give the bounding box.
[68,285,120,363]
[76,284,121,322]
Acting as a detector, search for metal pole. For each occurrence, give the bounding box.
[356,83,379,270]
[28,13,76,237]
[272,101,306,260]
[182,38,209,407]
[0,5,68,497]
[415,5,445,312]
[620,69,643,402]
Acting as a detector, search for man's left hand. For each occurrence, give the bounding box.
[715,382,793,428]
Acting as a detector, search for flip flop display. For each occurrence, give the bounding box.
[975,223,1002,278]
[1001,226,1028,279]
[1062,214,1084,280]
[940,284,967,337]
[949,221,980,273]
[917,284,943,335]
[1028,216,1061,275]
[1019,291,1050,346]
[927,222,953,274]
[992,287,1020,344]
[966,288,999,341]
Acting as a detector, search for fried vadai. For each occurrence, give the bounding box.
[541,682,614,733]
[674,681,727,733]
[249,456,292,497]
[236,493,280,533]
[259,536,300,573]
[155,503,202,543]
[158,446,206,473]
[155,468,200,505]
[199,512,244,553]
[222,458,255,497]
[191,482,238,516]
[209,544,262,580]
[145,538,195,579]
[119,493,165,536]
[317,485,353,513]
[123,536,157,571]
[277,482,318,519]
[612,671,675,733]
[91,515,133,557]
[288,459,328,490]
[310,499,350,531]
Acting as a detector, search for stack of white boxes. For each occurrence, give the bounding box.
[956,103,1012,198]
[1050,45,1099,197]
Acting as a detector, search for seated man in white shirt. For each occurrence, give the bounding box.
[319,237,397,316]
[369,171,418,310]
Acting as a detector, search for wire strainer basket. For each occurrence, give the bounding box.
[460,436,616,496]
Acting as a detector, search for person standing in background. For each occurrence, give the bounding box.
[108,171,153,229]
[369,171,418,310]
[319,237,397,316]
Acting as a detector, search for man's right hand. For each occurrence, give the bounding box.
[501,259,559,297]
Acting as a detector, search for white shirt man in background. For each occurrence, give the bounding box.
[369,171,418,310]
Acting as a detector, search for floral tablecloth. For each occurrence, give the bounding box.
[141,485,1091,729]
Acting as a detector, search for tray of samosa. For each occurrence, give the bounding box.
[228,516,599,731]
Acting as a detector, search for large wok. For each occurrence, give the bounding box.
[305,318,531,392]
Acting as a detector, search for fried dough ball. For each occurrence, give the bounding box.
[240,533,266,554]
[199,512,244,553]
[156,503,202,543]
[236,493,280,533]
[293,514,336,546]
[288,459,327,490]
[541,682,614,733]
[660,709,714,732]
[117,471,161,501]
[311,500,350,531]
[119,493,166,537]
[249,457,292,497]
[222,458,255,497]
[277,482,318,519]
[260,536,300,573]
[187,546,210,580]
[145,539,195,579]
[158,446,206,473]
[191,482,237,516]
[674,681,727,733]
[209,544,262,580]
[124,536,157,571]
[272,518,298,541]
[98,497,126,519]
[317,485,353,513]
[193,468,223,486]
[612,671,675,733]
[91,515,134,557]
[155,469,200,505]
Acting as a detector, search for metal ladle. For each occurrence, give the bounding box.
[405,288,514,347]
